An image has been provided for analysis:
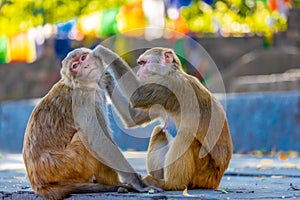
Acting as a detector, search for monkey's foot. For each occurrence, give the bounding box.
[142,175,165,191]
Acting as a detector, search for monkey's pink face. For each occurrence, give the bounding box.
[136,57,151,78]
[136,51,174,78]
[136,55,166,78]
[69,52,89,73]
[69,51,100,81]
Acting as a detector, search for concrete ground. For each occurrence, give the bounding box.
[1,152,300,199]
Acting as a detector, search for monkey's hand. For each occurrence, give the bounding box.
[92,44,118,67]
[92,44,132,79]
[129,174,163,193]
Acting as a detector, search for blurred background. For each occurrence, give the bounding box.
[0,0,300,154]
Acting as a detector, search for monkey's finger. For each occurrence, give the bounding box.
[117,187,129,193]
[117,184,135,192]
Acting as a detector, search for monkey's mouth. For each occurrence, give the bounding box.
[87,67,99,77]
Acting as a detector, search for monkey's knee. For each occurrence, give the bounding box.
[151,125,165,137]
[148,125,168,148]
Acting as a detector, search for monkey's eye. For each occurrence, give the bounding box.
[80,54,87,62]
[137,60,147,66]
[71,62,79,69]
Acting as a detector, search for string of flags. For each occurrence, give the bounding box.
[0,0,290,64]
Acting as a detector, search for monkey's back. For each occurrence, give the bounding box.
[22,80,78,183]
[23,80,76,154]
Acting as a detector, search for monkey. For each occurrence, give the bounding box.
[22,45,161,200]
[130,47,233,190]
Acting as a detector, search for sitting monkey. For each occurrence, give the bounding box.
[130,47,233,190]
[22,45,161,200]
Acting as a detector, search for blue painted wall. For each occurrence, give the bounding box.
[224,92,300,152]
[1,92,300,153]
[0,99,37,153]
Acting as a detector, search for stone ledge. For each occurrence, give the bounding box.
[1,92,300,153]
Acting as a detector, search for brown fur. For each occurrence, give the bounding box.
[131,47,233,190]
[23,81,121,200]
[23,46,161,200]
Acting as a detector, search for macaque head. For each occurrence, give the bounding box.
[61,47,103,88]
[132,47,183,112]
[136,47,182,78]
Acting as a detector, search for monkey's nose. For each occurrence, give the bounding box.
[137,59,147,66]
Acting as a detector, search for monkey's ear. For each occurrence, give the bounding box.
[163,51,174,64]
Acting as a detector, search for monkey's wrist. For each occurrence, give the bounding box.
[123,173,147,187]
[125,173,138,183]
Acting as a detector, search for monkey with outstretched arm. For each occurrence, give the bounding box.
[92,46,153,127]
[130,47,233,190]
[22,46,161,200]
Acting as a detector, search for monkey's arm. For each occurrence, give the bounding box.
[72,90,161,192]
[92,45,154,127]
[130,83,177,112]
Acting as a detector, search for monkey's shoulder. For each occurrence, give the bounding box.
[184,74,225,109]
[31,80,73,119]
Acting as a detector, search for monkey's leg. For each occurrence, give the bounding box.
[33,133,121,199]
[190,123,232,190]
[163,133,196,190]
[142,174,165,189]
[147,125,170,179]
[189,154,224,190]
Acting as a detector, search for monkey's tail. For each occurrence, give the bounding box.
[36,183,124,200]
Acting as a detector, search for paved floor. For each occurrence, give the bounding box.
[1,152,300,199]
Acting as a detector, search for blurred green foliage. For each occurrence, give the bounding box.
[292,0,300,7]
[0,0,294,37]
[182,0,288,37]
[0,0,127,36]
